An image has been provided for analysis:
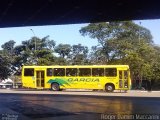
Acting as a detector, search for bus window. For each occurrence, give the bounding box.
[92,68,104,76]
[119,71,122,79]
[119,71,123,88]
[47,68,53,76]
[124,71,128,79]
[79,68,91,76]
[24,68,34,76]
[53,68,65,76]
[105,68,117,77]
[66,68,78,76]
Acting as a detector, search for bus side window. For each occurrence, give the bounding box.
[24,68,34,76]
[92,68,104,76]
[53,68,65,76]
[119,71,122,79]
[47,68,53,76]
[79,68,91,76]
[66,68,78,76]
[124,71,128,79]
[105,68,117,77]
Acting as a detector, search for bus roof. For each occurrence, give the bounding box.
[22,65,129,68]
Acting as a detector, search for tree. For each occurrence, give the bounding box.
[19,36,56,65]
[79,21,158,89]
[54,44,72,58]
[0,55,12,79]
[0,36,57,79]
[0,40,17,77]
[68,44,89,65]
[149,45,160,89]
[80,21,153,64]
[89,45,109,64]
[0,36,57,78]
[1,40,16,55]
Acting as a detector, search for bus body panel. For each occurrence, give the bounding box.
[22,65,131,91]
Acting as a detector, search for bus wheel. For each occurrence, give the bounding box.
[105,84,114,92]
[51,83,60,91]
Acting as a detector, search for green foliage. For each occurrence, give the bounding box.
[1,40,16,55]
[0,55,12,79]
[54,44,71,58]
[0,36,57,77]
[54,57,68,65]
[80,21,160,89]
[69,44,89,65]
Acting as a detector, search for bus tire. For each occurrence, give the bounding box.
[51,83,60,91]
[105,84,115,92]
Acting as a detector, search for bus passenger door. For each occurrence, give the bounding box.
[36,71,45,88]
[119,70,129,90]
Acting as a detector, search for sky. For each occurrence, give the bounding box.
[0,19,160,50]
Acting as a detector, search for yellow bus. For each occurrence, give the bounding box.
[22,65,131,92]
